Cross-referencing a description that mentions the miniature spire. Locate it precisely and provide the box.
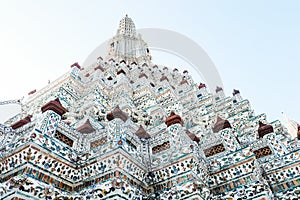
[282,112,299,138]
[232,89,242,102]
[215,86,225,100]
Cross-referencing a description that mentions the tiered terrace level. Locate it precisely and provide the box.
[0,15,300,200]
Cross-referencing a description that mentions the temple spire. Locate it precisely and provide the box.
[106,15,152,65]
[117,14,136,37]
[282,112,298,138]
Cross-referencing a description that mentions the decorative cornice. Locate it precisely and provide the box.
[165,111,183,127]
[94,65,105,72]
[233,89,240,96]
[258,121,274,138]
[135,125,151,139]
[70,62,81,69]
[160,76,169,82]
[186,130,199,143]
[215,86,223,93]
[41,98,68,116]
[212,116,231,133]
[77,119,96,134]
[11,115,32,130]
[198,83,206,89]
[106,106,128,122]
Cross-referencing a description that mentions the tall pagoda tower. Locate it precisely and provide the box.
[106,14,152,65]
[0,15,300,200]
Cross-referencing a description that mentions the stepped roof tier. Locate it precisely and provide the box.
[0,15,300,200]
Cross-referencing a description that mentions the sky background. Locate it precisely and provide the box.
[0,0,299,124]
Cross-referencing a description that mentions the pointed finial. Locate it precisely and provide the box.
[215,86,223,93]
[233,89,240,96]
[198,83,206,89]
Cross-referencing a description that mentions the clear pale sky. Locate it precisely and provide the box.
[0,0,299,124]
